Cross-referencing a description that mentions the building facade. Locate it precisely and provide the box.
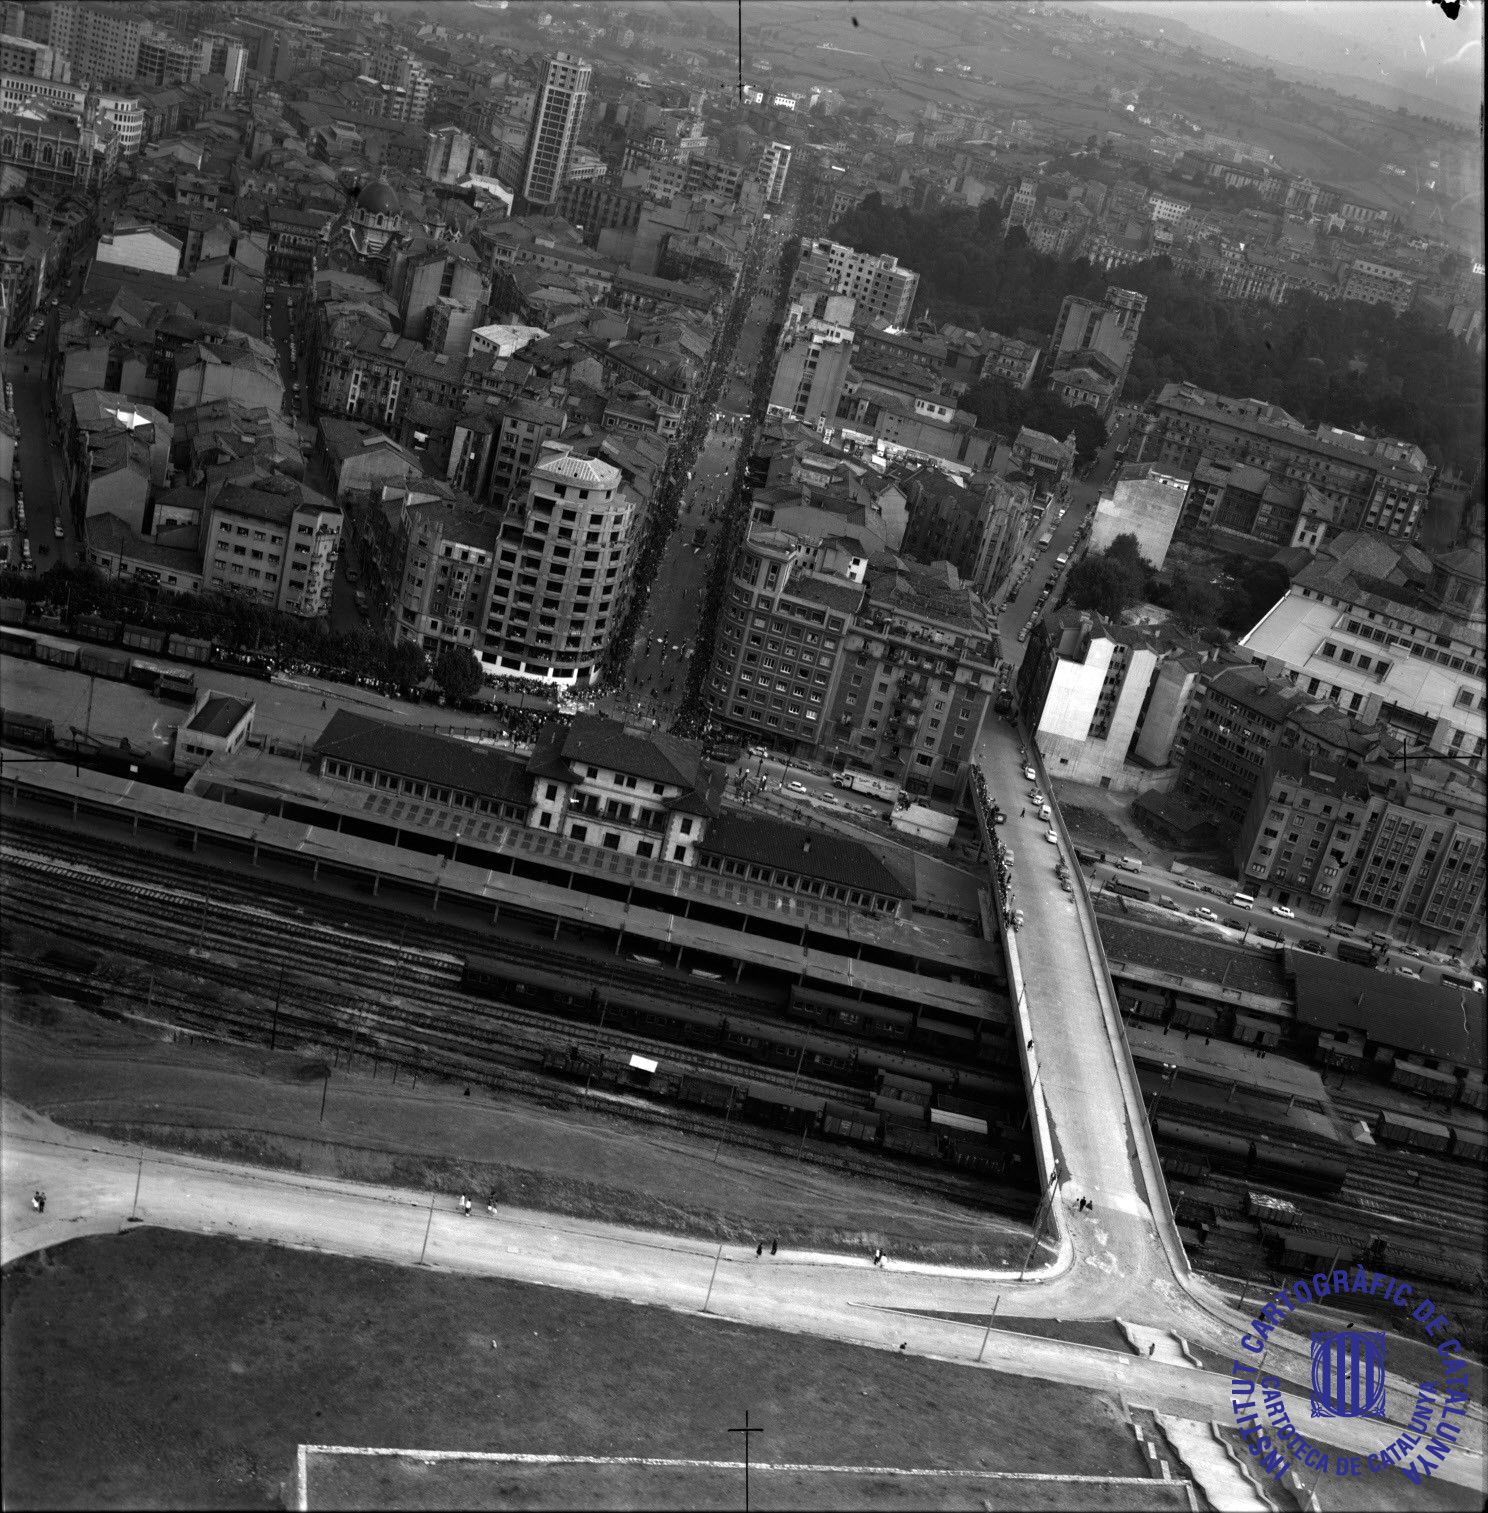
[793,236,920,329]
[519,52,591,211]
[203,479,342,618]
[481,443,638,686]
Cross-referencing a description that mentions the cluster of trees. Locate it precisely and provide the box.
[4,563,487,705]
[961,376,1107,465]
[1062,535,1290,639]
[826,198,1484,476]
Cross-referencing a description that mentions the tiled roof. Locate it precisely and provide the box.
[312,710,531,805]
[555,713,707,789]
[698,813,913,900]
[1288,955,1484,1072]
[186,694,254,738]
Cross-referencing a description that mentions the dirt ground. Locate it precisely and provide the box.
[1,1230,1156,1511]
[0,994,1032,1266]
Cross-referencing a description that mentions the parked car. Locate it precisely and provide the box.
[1254,927,1286,946]
[52,519,62,539]
[1045,829,1059,845]
[1271,904,1296,919]
[1295,938,1327,955]
[1393,965,1422,979]
[1193,906,1219,922]
[787,780,807,794]
[1023,766,1036,781]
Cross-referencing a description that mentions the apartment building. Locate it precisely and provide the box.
[831,558,999,802]
[756,139,791,205]
[394,498,499,656]
[519,52,591,211]
[765,295,854,429]
[1341,257,1416,315]
[481,442,639,686]
[46,2,141,81]
[792,237,919,329]
[135,27,197,88]
[707,521,865,754]
[979,330,1041,391]
[898,466,1032,602]
[1086,464,1189,572]
[0,31,65,78]
[1148,381,1431,541]
[1235,747,1485,952]
[203,477,343,618]
[1017,608,1207,789]
[1045,286,1145,419]
[0,73,141,151]
[1345,764,1486,951]
[1241,534,1486,771]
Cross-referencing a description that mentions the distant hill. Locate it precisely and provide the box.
[1092,0,1481,123]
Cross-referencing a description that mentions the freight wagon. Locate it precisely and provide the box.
[0,708,54,747]
[1389,1061,1459,1101]
[32,635,79,669]
[1152,1115,1348,1194]
[157,668,198,701]
[122,624,169,654]
[167,633,214,664]
[74,615,120,645]
[0,598,27,626]
[127,658,165,689]
[78,647,130,681]
[0,625,37,657]
[1373,1108,1452,1154]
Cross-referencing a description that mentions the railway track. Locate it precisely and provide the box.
[0,819,1024,1104]
[0,819,1035,1211]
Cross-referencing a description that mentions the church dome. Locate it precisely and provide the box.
[356,179,400,217]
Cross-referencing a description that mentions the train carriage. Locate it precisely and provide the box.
[882,1122,942,1161]
[1449,1124,1488,1164]
[32,635,79,669]
[1373,1108,1452,1154]
[0,598,29,626]
[0,626,37,658]
[127,658,165,689]
[740,1081,824,1134]
[0,708,54,747]
[1389,1061,1459,1101]
[167,633,215,664]
[157,668,198,701]
[74,614,121,645]
[122,624,169,654]
[78,647,130,681]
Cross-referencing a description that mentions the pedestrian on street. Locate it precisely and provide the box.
[1021,808,1025,817]
[756,1241,763,1256]
[1148,1342,1156,1356]
[459,1192,469,1215]
[770,1238,778,1255]
[873,1248,883,1267]
[32,1189,45,1213]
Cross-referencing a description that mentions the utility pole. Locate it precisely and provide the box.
[270,962,286,1050]
[737,0,743,106]
[728,1411,763,1513]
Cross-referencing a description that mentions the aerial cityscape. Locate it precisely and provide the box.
[0,1,1484,1508]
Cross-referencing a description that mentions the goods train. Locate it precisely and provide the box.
[461,950,1028,1175]
[1373,1108,1487,1164]
[0,612,263,682]
[535,1042,1016,1175]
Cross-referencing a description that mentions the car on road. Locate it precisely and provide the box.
[1023,766,1036,780]
[1393,965,1422,979]
[1193,906,1219,922]
[993,810,1008,825]
[1029,791,1044,806]
[1254,927,1286,946]
[787,780,807,793]
[1225,917,1246,931]
[1295,938,1327,955]
[52,519,62,538]
[1045,829,1059,845]
[1270,904,1296,919]
[749,745,768,758]
[1016,629,1028,642]
[1399,944,1426,959]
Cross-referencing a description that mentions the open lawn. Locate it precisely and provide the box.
[2,1230,1158,1511]
[0,994,1034,1267]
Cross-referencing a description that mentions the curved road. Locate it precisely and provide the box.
[3,1098,1481,1498]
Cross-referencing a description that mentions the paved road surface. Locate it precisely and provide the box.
[5,1099,1480,1496]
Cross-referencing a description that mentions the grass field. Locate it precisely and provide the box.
[1,1230,1156,1510]
[0,993,1034,1267]
[305,1452,1188,1511]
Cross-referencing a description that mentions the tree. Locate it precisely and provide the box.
[387,639,429,692]
[433,646,485,705]
[1066,544,1147,618]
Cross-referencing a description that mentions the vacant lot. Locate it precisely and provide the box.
[1,994,1033,1266]
[2,1230,1154,1511]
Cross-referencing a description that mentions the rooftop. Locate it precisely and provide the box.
[186,694,255,739]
